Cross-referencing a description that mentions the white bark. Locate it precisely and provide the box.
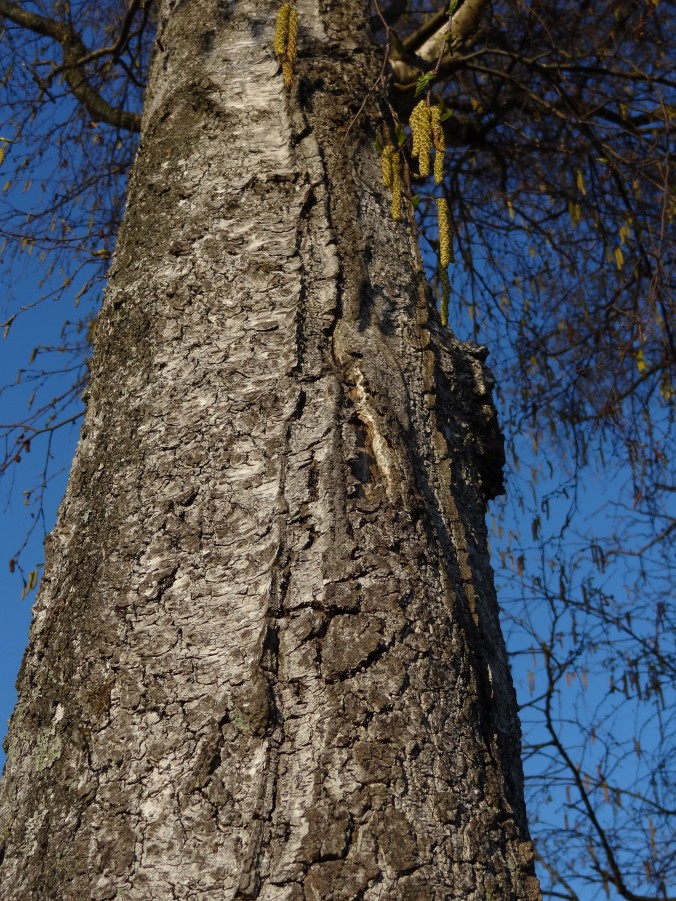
[0,1,540,899]
[417,0,487,61]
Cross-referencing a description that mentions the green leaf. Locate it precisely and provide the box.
[374,138,384,155]
[410,194,421,208]
[395,123,406,146]
[414,72,435,98]
[440,109,453,122]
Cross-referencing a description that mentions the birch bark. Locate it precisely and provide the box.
[0,1,541,898]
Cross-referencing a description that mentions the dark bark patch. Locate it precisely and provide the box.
[297,77,324,112]
[321,614,384,680]
[348,445,377,494]
[373,808,419,874]
[216,0,234,23]
[301,805,353,863]
[200,29,215,55]
[395,872,436,900]
[353,740,399,784]
[303,855,380,901]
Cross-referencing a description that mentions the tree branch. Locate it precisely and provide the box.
[0,0,142,132]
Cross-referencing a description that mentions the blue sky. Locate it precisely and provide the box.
[0,280,83,755]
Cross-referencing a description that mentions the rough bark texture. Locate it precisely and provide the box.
[0,1,541,898]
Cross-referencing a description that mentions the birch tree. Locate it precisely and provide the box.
[0,0,541,897]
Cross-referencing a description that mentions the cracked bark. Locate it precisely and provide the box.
[0,1,541,899]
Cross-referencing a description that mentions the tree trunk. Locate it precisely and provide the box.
[0,1,541,898]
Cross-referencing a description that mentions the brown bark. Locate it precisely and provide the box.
[0,1,541,898]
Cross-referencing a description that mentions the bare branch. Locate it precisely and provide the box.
[0,0,141,131]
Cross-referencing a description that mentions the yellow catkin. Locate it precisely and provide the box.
[286,7,298,66]
[381,145,395,188]
[274,4,290,57]
[437,197,453,268]
[409,105,422,159]
[439,267,450,326]
[275,5,298,88]
[410,101,432,178]
[433,151,444,185]
[430,105,445,184]
[391,153,402,220]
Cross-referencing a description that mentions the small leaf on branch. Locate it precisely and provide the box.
[414,72,435,98]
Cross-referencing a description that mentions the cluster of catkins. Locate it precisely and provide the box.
[380,101,454,323]
[410,100,446,184]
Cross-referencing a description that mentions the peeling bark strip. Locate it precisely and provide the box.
[0,1,540,899]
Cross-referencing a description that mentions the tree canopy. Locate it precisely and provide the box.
[1,1,674,898]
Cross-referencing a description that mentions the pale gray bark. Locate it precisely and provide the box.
[0,1,540,898]
[417,0,487,60]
